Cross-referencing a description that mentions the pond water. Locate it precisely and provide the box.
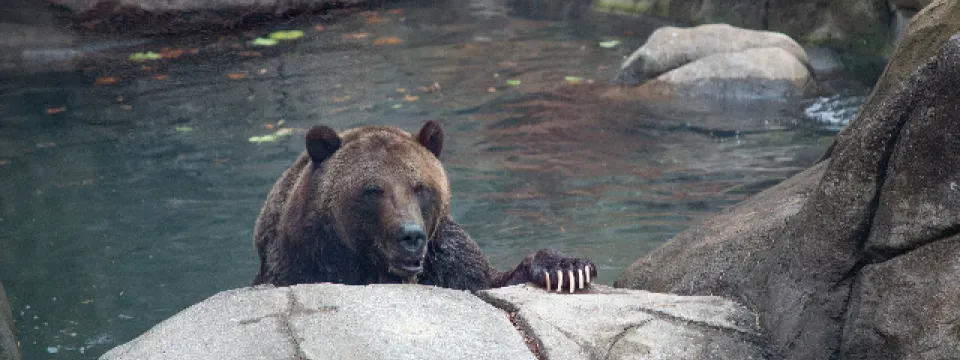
[0,1,860,358]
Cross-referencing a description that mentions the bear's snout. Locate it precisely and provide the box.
[397,223,427,254]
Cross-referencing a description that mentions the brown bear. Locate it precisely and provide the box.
[253,120,595,292]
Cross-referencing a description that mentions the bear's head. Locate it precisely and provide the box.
[304,121,449,283]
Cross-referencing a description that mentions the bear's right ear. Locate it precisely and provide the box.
[417,120,444,158]
[305,125,341,164]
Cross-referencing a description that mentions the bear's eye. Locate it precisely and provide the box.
[362,186,384,197]
[413,182,428,194]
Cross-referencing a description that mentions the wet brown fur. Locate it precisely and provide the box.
[253,122,596,291]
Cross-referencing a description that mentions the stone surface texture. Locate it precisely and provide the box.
[615,28,960,360]
[99,284,768,360]
[478,285,769,360]
[0,282,18,360]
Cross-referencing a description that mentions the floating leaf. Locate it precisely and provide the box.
[95,77,119,85]
[365,15,389,24]
[391,104,403,109]
[120,104,133,110]
[129,51,162,61]
[227,73,247,80]
[395,88,407,93]
[331,95,352,103]
[268,30,305,41]
[487,87,497,93]
[403,94,419,102]
[264,123,275,129]
[343,33,371,40]
[249,135,277,143]
[313,24,326,31]
[176,126,193,132]
[250,37,279,46]
[249,129,295,143]
[506,79,521,86]
[239,51,262,57]
[158,48,185,59]
[598,40,621,48]
[153,74,169,81]
[564,76,584,84]
[45,107,66,114]
[374,37,405,45]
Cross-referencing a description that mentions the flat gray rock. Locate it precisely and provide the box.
[478,285,769,360]
[100,284,535,360]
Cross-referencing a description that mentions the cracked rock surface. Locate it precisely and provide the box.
[99,284,765,360]
[615,25,960,360]
[478,285,768,360]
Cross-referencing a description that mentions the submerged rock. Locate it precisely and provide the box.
[612,24,814,99]
[616,29,960,360]
[99,283,767,360]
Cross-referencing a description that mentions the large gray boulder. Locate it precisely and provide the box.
[612,24,813,99]
[616,30,960,360]
[100,284,536,360]
[0,282,18,360]
[100,284,767,360]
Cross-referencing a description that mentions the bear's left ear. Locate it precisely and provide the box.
[417,120,444,158]
[305,125,341,164]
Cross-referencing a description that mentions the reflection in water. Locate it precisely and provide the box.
[0,0,854,359]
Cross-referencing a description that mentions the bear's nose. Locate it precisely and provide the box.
[398,224,427,253]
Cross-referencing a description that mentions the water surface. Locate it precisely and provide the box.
[0,1,853,358]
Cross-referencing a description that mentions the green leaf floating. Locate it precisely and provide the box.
[250,37,279,47]
[129,51,162,61]
[175,126,194,132]
[565,76,583,84]
[598,40,621,48]
[249,135,278,143]
[506,79,521,86]
[268,30,305,41]
[249,129,295,143]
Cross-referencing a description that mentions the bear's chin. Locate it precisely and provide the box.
[379,271,420,284]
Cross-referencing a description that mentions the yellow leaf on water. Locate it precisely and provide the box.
[227,73,247,80]
[45,107,66,115]
[403,94,419,102]
[374,37,405,45]
[343,32,371,40]
[95,77,119,85]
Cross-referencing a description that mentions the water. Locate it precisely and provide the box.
[0,1,860,359]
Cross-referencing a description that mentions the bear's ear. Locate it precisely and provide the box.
[305,125,341,164]
[417,120,444,158]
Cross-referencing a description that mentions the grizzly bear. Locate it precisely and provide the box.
[253,121,596,292]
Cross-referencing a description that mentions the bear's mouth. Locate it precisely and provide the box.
[390,258,424,278]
